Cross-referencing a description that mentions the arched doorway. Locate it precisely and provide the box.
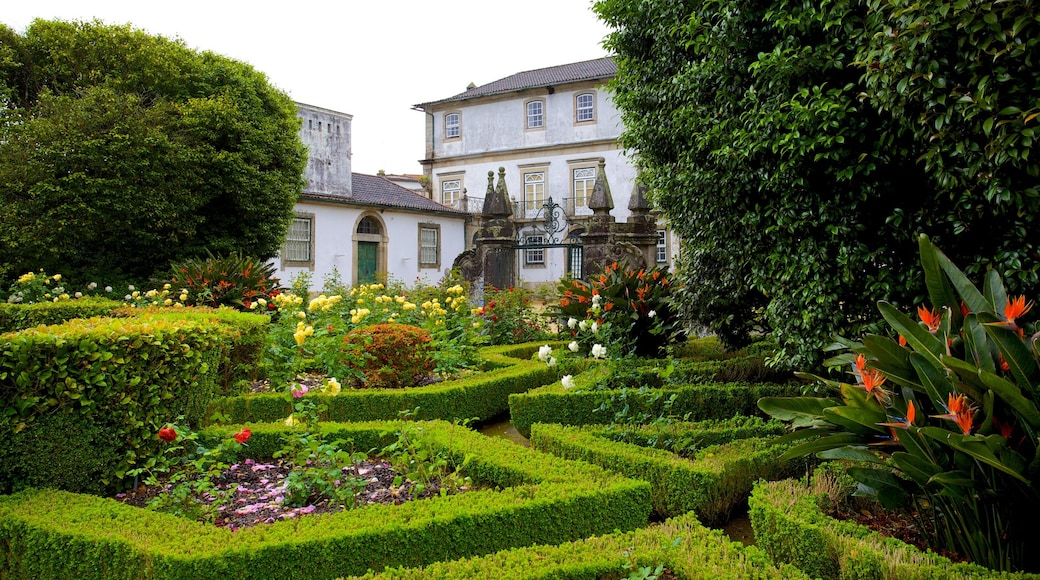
[352,213,387,285]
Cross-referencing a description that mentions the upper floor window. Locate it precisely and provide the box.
[525,235,545,265]
[526,99,544,129]
[441,179,461,207]
[524,171,546,211]
[576,93,595,122]
[444,112,460,139]
[572,167,595,208]
[656,230,668,264]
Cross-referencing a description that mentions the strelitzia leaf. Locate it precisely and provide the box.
[840,382,885,412]
[879,301,945,366]
[977,368,1040,434]
[779,433,867,461]
[962,314,995,375]
[919,427,1030,484]
[823,406,888,435]
[983,270,1008,316]
[818,446,883,463]
[863,334,921,391]
[927,235,990,314]
[891,451,942,486]
[919,234,963,322]
[940,356,987,403]
[910,352,954,407]
[928,470,977,489]
[758,396,840,422]
[848,466,908,509]
[981,317,1038,393]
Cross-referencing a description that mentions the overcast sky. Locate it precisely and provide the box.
[5,1,613,176]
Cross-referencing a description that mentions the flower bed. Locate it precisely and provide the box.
[0,420,652,579]
[530,419,805,524]
[748,475,1030,579]
[207,342,566,425]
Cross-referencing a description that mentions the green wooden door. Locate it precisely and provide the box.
[358,242,377,283]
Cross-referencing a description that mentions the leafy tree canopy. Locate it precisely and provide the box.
[595,0,1040,368]
[0,19,306,285]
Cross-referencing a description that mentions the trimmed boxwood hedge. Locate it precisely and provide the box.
[749,477,1031,579]
[206,343,563,425]
[353,511,809,579]
[0,420,652,579]
[509,374,802,438]
[0,315,228,493]
[0,297,123,332]
[530,419,805,524]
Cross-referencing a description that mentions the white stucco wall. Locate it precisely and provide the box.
[270,200,467,291]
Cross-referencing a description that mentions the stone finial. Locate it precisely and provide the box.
[482,167,513,218]
[589,158,614,215]
[628,179,650,214]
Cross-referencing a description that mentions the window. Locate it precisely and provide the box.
[526,99,544,129]
[524,171,546,211]
[576,93,595,122]
[525,235,545,265]
[357,216,380,235]
[419,225,440,268]
[572,167,595,208]
[444,112,460,139]
[441,179,461,207]
[656,230,668,264]
[282,215,314,264]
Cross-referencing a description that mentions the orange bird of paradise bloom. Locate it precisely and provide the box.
[1004,296,1033,325]
[917,306,942,333]
[879,400,916,431]
[933,393,975,435]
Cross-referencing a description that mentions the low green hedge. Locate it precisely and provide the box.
[531,419,804,524]
[509,375,802,438]
[352,511,809,579]
[120,307,269,395]
[0,420,652,579]
[749,477,1034,579]
[0,297,123,332]
[206,343,561,425]
[0,315,227,493]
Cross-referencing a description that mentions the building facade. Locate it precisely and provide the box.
[413,58,676,286]
[270,103,468,290]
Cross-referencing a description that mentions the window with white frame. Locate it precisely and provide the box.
[282,215,314,264]
[441,179,461,207]
[572,167,595,208]
[525,235,545,265]
[524,171,546,211]
[419,225,440,268]
[656,230,668,264]
[526,99,544,129]
[444,112,460,139]
[576,93,595,122]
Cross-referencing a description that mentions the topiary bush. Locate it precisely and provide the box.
[344,324,434,389]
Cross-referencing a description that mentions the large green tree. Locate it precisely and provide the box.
[0,19,306,285]
[595,0,1040,367]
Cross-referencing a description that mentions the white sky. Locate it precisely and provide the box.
[4,1,613,176]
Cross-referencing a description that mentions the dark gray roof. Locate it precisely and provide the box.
[302,173,467,217]
[415,57,615,108]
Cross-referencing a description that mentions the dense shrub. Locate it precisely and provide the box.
[478,286,552,345]
[344,324,434,389]
[558,262,683,358]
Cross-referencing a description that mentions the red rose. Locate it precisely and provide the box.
[233,428,251,444]
[158,427,177,442]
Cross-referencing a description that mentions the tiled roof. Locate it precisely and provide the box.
[415,57,615,108]
[302,173,466,216]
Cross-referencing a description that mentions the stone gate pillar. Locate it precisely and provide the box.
[477,167,516,291]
